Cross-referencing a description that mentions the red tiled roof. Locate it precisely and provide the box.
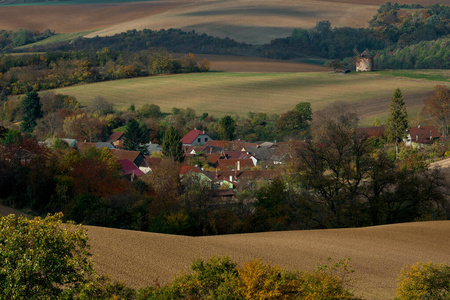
[206,153,222,164]
[181,130,205,144]
[180,165,202,175]
[409,126,440,143]
[217,159,255,169]
[223,151,252,160]
[204,140,228,148]
[119,159,144,177]
[111,149,140,163]
[106,131,124,143]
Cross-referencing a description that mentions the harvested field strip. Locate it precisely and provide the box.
[86,221,450,300]
[50,72,442,122]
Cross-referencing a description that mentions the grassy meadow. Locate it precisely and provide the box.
[49,70,447,124]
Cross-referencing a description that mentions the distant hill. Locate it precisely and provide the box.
[0,0,435,45]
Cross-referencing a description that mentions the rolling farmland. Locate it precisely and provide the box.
[0,0,447,45]
[49,70,447,125]
[1,203,449,300]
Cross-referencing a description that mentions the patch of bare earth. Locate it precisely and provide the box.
[354,90,433,121]
[85,221,450,300]
[176,54,330,72]
[0,204,30,218]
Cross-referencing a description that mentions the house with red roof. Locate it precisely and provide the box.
[118,159,144,181]
[111,149,151,174]
[404,125,440,148]
[181,129,212,146]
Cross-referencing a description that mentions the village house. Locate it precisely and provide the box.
[181,129,212,146]
[404,125,440,148]
[111,149,151,174]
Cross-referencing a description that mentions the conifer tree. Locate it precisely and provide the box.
[162,126,183,162]
[21,90,43,133]
[385,88,409,160]
[123,119,149,154]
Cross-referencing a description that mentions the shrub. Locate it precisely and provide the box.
[396,262,450,300]
[138,256,356,300]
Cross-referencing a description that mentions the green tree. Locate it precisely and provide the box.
[123,119,149,154]
[385,88,409,160]
[219,115,236,141]
[0,213,94,299]
[276,103,312,140]
[21,90,43,133]
[161,126,183,162]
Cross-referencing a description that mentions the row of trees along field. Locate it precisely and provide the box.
[0,87,449,235]
[0,50,209,95]
[7,3,448,70]
[1,213,450,299]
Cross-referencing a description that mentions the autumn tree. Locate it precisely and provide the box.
[162,126,183,162]
[87,96,114,116]
[21,90,43,133]
[385,88,409,160]
[421,85,450,138]
[63,113,106,142]
[123,119,149,154]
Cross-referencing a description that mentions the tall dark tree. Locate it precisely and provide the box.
[385,88,409,160]
[276,102,312,139]
[123,119,149,154]
[162,126,183,162]
[219,115,236,141]
[21,90,43,133]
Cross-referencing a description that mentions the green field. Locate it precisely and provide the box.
[48,71,447,124]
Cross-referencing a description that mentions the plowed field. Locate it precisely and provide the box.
[1,0,448,45]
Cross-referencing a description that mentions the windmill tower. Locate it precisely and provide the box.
[354,48,374,72]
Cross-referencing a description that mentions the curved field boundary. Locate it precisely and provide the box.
[48,71,446,124]
[85,221,450,300]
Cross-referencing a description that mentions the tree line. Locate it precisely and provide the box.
[0,49,209,95]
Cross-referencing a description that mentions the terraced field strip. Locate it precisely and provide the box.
[50,71,444,122]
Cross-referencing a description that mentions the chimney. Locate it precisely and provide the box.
[229,175,233,182]
[203,130,205,134]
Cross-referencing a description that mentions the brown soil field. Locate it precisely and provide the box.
[1,0,448,45]
[86,221,450,300]
[176,54,330,72]
[0,1,186,33]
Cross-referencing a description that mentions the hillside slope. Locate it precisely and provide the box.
[0,0,444,45]
[86,221,450,300]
